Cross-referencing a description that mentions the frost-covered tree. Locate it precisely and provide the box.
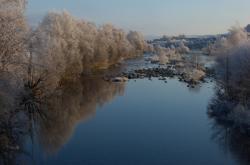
[213,26,249,87]
[77,21,98,70]
[176,41,190,54]
[127,31,147,55]
[209,25,250,128]
[31,11,148,86]
[0,0,27,72]
[32,12,82,83]
[94,24,132,68]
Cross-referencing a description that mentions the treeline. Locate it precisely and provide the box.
[0,0,149,91]
[31,12,149,85]
[208,25,250,131]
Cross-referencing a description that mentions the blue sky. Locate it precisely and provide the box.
[27,0,250,36]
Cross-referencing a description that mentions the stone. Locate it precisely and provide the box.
[111,77,128,82]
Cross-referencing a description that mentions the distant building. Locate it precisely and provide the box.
[150,35,216,51]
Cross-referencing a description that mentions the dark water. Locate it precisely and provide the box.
[15,77,245,165]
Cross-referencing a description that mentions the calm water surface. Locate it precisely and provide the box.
[20,77,245,165]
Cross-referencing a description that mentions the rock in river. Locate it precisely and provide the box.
[111,77,129,82]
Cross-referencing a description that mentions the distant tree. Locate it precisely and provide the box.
[176,41,190,54]
[127,31,147,55]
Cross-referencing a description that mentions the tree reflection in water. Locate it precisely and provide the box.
[210,119,250,165]
[38,76,125,154]
[0,74,125,164]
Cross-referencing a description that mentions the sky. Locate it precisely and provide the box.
[27,0,250,37]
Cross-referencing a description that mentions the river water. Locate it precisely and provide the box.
[19,76,246,165]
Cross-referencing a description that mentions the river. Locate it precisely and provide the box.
[1,55,250,165]
[19,77,246,165]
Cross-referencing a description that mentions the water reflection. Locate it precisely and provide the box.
[0,74,125,164]
[38,76,125,154]
[210,120,250,165]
